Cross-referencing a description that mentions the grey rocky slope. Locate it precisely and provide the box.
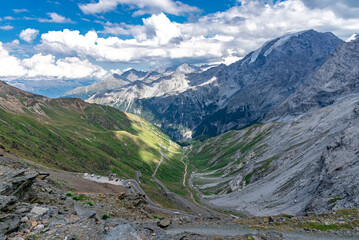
[188,39,359,216]
[189,95,359,216]
[266,37,359,121]
[84,30,343,140]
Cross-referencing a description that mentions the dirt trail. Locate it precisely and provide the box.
[181,155,188,186]
[180,146,230,218]
[152,146,164,178]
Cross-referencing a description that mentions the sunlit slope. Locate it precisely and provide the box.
[0,81,182,185]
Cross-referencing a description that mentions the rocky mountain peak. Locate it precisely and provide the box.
[241,29,340,66]
[346,33,359,42]
[266,36,359,121]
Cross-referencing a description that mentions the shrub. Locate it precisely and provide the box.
[72,196,80,201]
[72,195,89,201]
[102,214,110,220]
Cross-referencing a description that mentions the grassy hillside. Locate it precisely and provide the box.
[0,81,184,197]
[188,123,277,196]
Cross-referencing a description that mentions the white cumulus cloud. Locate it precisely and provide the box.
[20,28,39,43]
[0,42,107,80]
[79,0,200,16]
[0,43,27,77]
[38,0,359,67]
[39,13,74,23]
[9,0,357,69]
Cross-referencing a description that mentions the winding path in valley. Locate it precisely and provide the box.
[151,145,209,216]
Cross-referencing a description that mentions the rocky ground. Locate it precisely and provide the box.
[1,153,359,240]
[0,154,284,240]
[234,210,359,237]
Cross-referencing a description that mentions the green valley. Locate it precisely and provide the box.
[0,81,186,200]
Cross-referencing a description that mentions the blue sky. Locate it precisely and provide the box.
[0,0,358,81]
[0,0,238,43]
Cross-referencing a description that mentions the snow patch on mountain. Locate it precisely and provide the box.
[249,30,309,63]
[264,30,308,57]
[346,33,359,42]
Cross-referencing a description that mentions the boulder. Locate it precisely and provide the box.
[157,219,171,229]
[1,170,38,199]
[74,204,96,219]
[103,223,142,240]
[0,214,20,235]
[29,206,49,219]
[0,195,17,211]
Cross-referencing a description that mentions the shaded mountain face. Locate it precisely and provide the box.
[84,30,343,140]
[266,38,359,121]
[187,38,359,216]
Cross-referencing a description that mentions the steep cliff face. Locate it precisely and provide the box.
[266,38,359,121]
[85,30,343,140]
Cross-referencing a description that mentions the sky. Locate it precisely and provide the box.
[0,0,358,81]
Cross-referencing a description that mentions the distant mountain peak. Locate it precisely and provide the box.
[346,33,359,42]
[247,29,321,64]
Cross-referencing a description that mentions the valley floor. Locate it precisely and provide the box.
[2,152,359,240]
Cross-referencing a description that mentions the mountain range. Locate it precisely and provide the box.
[64,30,343,141]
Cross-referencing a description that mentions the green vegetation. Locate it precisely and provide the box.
[72,195,89,201]
[0,85,185,202]
[156,150,188,197]
[302,222,342,231]
[86,202,94,206]
[101,214,110,220]
[72,196,80,201]
[244,173,252,185]
[189,125,270,173]
[0,83,195,209]
[255,156,279,173]
[187,123,279,196]
[329,195,342,205]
